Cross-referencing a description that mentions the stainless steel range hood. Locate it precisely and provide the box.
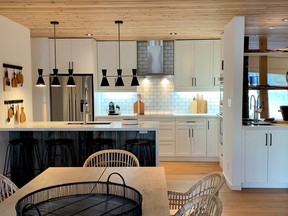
[139,40,174,78]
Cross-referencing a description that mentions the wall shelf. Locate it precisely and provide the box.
[248,85,288,90]
[3,63,23,70]
[244,49,288,57]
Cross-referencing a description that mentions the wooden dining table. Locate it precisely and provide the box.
[0,166,170,216]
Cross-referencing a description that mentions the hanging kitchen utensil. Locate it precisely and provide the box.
[3,68,11,91]
[11,70,18,88]
[8,105,14,119]
[20,106,26,123]
[6,104,10,123]
[16,69,24,86]
[15,105,20,123]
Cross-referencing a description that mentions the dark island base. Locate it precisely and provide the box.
[8,131,156,187]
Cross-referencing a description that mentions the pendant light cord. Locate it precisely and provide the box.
[53,23,57,69]
[118,22,120,70]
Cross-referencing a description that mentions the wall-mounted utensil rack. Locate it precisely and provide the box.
[3,63,23,70]
[4,99,23,105]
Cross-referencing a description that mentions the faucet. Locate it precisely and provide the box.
[250,95,261,122]
[83,77,89,125]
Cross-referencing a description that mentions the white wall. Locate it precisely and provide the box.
[31,38,51,121]
[0,15,33,173]
[223,16,244,190]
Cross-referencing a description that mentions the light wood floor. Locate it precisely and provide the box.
[160,161,288,216]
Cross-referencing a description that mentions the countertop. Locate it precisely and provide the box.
[95,113,218,118]
[0,121,159,131]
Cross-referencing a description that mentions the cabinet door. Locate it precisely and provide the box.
[191,125,207,157]
[49,39,71,73]
[174,40,194,91]
[97,41,117,88]
[118,41,137,91]
[268,130,288,183]
[176,124,191,156]
[97,41,137,91]
[213,40,221,87]
[206,118,219,157]
[193,40,213,89]
[244,130,268,183]
[71,39,95,73]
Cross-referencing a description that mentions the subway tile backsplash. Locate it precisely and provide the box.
[95,79,220,115]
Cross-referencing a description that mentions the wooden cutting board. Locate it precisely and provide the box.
[197,100,207,113]
[133,100,145,115]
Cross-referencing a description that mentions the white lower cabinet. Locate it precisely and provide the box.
[143,118,176,157]
[158,120,176,157]
[243,129,288,187]
[176,118,207,157]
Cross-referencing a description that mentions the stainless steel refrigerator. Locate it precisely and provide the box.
[50,74,94,121]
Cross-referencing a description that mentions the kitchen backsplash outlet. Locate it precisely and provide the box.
[95,79,219,115]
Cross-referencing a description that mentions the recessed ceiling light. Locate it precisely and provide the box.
[268,26,275,30]
[170,32,177,36]
[86,33,93,36]
[282,18,288,22]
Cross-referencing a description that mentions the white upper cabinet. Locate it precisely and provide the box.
[49,39,95,74]
[174,40,194,91]
[97,41,137,92]
[174,40,221,91]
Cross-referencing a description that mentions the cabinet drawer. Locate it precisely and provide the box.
[176,118,206,126]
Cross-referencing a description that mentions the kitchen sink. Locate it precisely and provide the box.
[67,122,111,125]
[252,121,274,126]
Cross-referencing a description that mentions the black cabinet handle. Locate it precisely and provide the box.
[189,128,190,137]
[192,128,194,137]
[265,133,268,146]
[208,121,210,130]
[270,133,272,146]
[214,77,216,86]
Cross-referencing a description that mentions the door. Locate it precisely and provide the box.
[244,130,268,183]
[49,39,71,73]
[193,40,214,88]
[71,39,95,73]
[268,130,288,182]
[176,124,191,156]
[97,41,137,91]
[174,40,194,91]
[191,125,207,157]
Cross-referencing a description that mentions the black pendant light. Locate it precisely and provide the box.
[100,20,139,87]
[50,21,61,87]
[66,62,76,87]
[100,69,109,86]
[36,69,45,87]
[115,69,124,86]
[114,20,124,86]
[131,69,139,86]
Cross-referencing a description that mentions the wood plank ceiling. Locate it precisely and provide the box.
[1,0,288,45]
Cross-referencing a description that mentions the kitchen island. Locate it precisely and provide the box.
[0,121,159,187]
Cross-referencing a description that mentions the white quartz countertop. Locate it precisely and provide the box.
[0,121,159,131]
[95,113,218,118]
